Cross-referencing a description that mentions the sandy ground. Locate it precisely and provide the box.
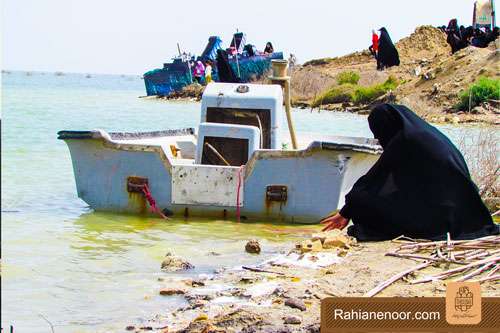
[125,231,499,333]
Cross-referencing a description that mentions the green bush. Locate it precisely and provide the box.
[457,77,500,110]
[336,71,360,85]
[352,76,398,105]
[312,76,399,108]
[311,84,356,107]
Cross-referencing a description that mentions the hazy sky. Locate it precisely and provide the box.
[2,0,476,75]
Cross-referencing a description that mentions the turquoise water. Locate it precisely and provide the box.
[0,71,477,332]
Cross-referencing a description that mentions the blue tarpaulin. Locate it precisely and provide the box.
[143,34,284,96]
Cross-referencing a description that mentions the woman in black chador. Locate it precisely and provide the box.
[215,49,240,83]
[321,104,499,241]
[377,27,400,70]
[264,42,274,54]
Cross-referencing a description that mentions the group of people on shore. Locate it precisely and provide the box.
[369,27,400,70]
[190,41,276,85]
[441,19,499,54]
[191,60,212,84]
[367,20,499,70]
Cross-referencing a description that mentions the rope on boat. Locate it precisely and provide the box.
[204,142,230,166]
[236,165,244,222]
[142,184,169,220]
[254,114,263,148]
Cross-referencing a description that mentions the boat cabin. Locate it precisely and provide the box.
[196,82,285,166]
[58,80,381,222]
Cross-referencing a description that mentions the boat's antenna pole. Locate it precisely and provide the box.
[269,60,298,149]
[232,30,241,79]
[178,42,193,84]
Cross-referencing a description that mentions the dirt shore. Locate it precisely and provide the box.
[127,230,499,333]
[290,26,499,125]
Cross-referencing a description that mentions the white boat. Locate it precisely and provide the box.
[58,81,381,223]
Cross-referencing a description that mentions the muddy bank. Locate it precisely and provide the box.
[293,100,499,125]
[154,83,205,102]
[148,88,498,126]
[127,231,500,333]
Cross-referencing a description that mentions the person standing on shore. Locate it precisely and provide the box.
[288,53,297,68]
[446,18,463,53]
[193,60,205,84]
[369,30,379,59]
[204,61,212,84]
[376,27,400,70]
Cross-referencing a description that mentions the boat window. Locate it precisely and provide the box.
[201,136,249,166]
[206,107,271,148]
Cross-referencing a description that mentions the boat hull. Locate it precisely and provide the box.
[59,130,380,223]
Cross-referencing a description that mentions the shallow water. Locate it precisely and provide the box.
[0,71,483,332]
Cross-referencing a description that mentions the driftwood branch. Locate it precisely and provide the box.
[411,255,500,284]
[470,274,500,283]
[242,266,286,275]
[486,264,500,277]
[386,252,464,264]
[364,261,432,297]
[454,262,495,282]
[371,235,500,295]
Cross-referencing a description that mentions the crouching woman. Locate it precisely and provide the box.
[321,104,499,241]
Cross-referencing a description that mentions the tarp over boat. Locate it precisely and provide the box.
[200,36,223,62]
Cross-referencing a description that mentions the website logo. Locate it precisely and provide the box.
[446,282,481,325]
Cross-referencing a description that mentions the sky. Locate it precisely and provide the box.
[1,0,477,75]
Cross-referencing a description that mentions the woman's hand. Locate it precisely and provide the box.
[320,213,349,232]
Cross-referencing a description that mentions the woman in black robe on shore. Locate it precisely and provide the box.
[215,49,240,83]
[321,104,499,241]
[377,27,400,70]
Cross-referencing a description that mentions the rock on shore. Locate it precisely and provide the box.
[245,240,261,254]
[161,252,195,272]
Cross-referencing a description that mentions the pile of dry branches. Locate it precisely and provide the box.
[365,234,500,297]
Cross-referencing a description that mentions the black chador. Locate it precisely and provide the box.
[215,49,240,83]
[339,104,499,241]
[377,27,400,70]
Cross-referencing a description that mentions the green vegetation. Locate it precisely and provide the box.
[302,58,335,66]
[457,77,500,110]
[336,71,360,85]
[352,76,398,104]
[311,84,356,106]
[312,76,399,107]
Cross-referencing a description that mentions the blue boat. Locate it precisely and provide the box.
[59,81,381,223]
[143,33,284,96]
